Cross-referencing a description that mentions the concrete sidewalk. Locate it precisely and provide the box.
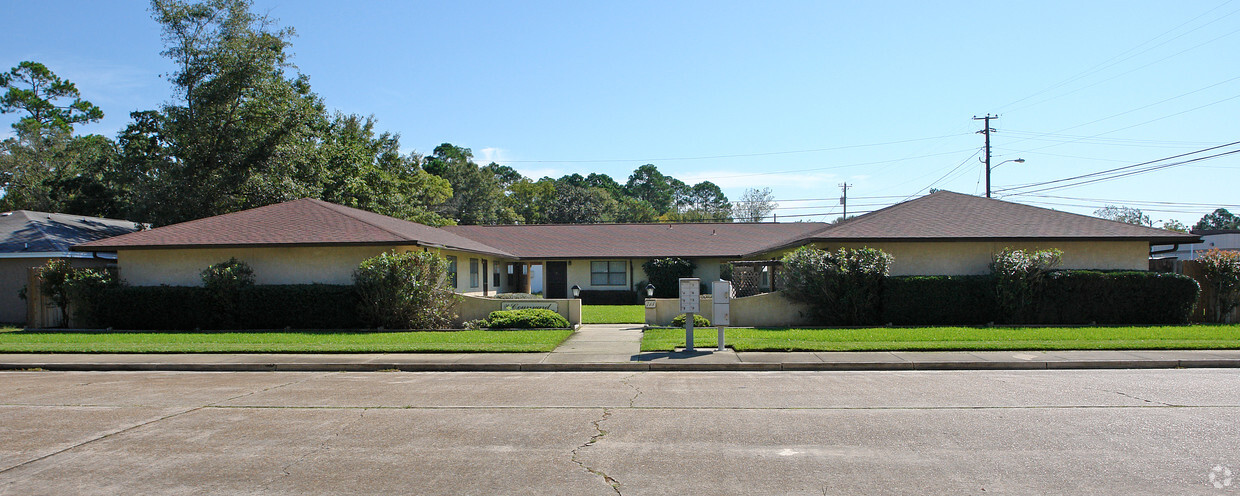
[2,349,1239,372]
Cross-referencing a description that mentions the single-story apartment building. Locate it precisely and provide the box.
[1,210,142,324]
[75,192,1199,297]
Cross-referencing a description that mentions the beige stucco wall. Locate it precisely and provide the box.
[763,240,1150,276]
[455,294,581,326]
[439,251,512,296]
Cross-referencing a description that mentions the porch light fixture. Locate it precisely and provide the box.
[646,284,655,298]
[571,285,581,299]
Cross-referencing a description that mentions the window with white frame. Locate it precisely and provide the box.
[590,261,626,286]
[469,258,479,288]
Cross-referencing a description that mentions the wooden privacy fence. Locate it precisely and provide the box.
[25,268,67,328]
[1180,260,1239,324]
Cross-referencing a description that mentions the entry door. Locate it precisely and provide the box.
[545,261,568,299]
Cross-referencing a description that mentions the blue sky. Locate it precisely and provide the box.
[3,1,1237,225]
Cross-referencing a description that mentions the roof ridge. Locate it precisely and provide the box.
[305,199,417,243]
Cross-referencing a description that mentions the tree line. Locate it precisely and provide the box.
[0,0,778,227]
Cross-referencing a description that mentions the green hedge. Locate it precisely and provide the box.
[1034,271,1199,325]
[882,275,997,325]
[237,285,362,329]
[671,313,711,327]
[94,285,362,330]
[876,271,1198,326]
[95,286,215,330]
[486,309,571,329]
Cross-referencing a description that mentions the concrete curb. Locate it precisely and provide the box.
[3,359,1239,372]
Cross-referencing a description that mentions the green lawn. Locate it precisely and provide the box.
[0,328,574,353]
[641,325,1240,352]
[583,305,644,324]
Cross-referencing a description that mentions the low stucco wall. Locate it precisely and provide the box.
[797,240,1150,276]
[644,291,815,327]
[455,295,582,327]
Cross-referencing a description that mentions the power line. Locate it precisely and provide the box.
[1005,193,1240,209]
[996,144,1240,195]
[901,149,983,203]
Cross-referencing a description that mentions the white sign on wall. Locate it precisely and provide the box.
[679,278,700,313]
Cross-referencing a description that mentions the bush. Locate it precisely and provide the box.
[781,246,892,325]
[485,308,571,329]
[1034,270,1199,325]
[882,275,997,325]
[990,248,1062,324]
[671,313,711,327]
[36,259,75,326]
[237,285,362,329]
[1198,249,1240,323]
[64,268,120,328]
[642,258,695,298]
[492,292,542,299]
[579,289,640,305]
[201,258,255,328]
[354,251,459,329]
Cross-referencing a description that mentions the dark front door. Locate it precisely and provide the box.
[545,261,568,299]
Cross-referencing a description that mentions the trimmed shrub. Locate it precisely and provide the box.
[1034,270,1199,325]
[642,258,695,298]
[94,286,214,330]
[201,258,255,328]
[64,268,120,328]
[579,289,640,305]
[671,313,711,327]
[882,275,997,325]
[238,285,362,329]
[990,248,1062,324]
[781,246,892,326]
[354,251,458,329]
[485,308,571,329]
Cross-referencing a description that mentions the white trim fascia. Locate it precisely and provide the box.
[0,251,102,259]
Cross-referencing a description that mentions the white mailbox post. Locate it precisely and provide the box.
[712,280,731,351]
[679,278,700,352]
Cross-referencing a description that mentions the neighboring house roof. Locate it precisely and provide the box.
[75,199,514,257]
[783,191,1200,249]
[443,222,829,259]
[0,210,142,258]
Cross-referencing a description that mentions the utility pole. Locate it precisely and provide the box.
[838,182,850,218]
[973,114,997,198]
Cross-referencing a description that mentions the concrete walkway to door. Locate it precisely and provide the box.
[542,324,644,363]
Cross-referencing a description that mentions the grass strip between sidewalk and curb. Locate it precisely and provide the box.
[582,305,644,324]
[0,327,574,353]
[641,325,1240,352]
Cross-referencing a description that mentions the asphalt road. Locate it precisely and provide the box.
[1,370,1238,495]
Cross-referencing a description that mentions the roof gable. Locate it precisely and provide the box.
[800,191,1200,244]
[1,210,142,254]
[75,199,512,257]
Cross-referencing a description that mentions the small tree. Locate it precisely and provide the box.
[641,257,696,298]
[201,258,255,328]
[35,259,75,326]
[781,246,893,325]
[990,248,1062,323]
[354,251,459,329]
[1198,249,1240,323]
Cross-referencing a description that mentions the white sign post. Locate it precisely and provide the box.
[712,280,731,351]
[679,278,700,352]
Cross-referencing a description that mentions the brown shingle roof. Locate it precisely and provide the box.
[793,191,1201,246]
[75,199,513,257]
[442,222,828,259]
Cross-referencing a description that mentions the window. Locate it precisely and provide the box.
[493,264,501,287]
[590,261,626,286]
[446,256,458,288]
[469,258,479,288]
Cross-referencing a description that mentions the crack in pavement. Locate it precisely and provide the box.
[262,408,369,488]
[1095,388,1180,407]
[621,373,642,408]
[571,408,622,496]
[0,374,329,480]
